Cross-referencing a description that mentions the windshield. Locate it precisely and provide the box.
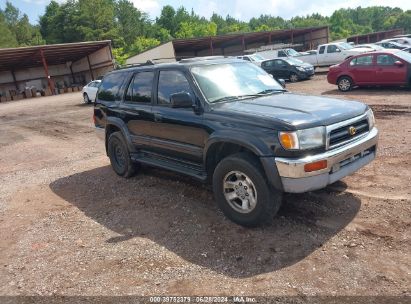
[191,62,284,103]
[338,42,354,50]
[396,51,411,63]
[284,57,305,65]
[285,49,300,56]
[251,54,265,61]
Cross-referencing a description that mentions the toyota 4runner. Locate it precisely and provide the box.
[94,57,378,227]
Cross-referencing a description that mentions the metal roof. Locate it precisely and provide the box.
[0,40,111,72]
[172,27,329,52]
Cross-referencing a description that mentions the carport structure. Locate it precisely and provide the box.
[0,40,114,95]
[173,26,329,57]
[126,26,329,64]
[347,29,404,44]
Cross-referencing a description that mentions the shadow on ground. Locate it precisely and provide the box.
[50,165,360,278]
[322,86,411,96]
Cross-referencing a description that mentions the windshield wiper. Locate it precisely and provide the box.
[257,89,287,95]
[212,94,261,103]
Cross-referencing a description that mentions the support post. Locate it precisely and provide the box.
[40,49,55,94]
[268,33,272,44]
[87,55,94,80]
[290,30,294,44]
[69,64,75,84]
[242,35,246,52]
[11,70,18,90]
[209,38,214,56]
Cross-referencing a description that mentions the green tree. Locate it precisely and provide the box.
[0,11,17,47]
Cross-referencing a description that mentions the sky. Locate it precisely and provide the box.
[1,0,411,24]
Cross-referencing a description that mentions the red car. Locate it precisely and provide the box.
[327,50,411,91]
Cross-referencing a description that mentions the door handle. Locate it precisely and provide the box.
[154,113,162,122]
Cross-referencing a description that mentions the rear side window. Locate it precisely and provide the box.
[376,55,397,66]
[274,59,285,66]
[319,46,325,54]
[350,55,373,66]
[98,72,126,101]
[157,70,193,105]
[277,50,286,57]
[125,71,154,103]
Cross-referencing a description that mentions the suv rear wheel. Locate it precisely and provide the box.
[212,153,282,227]
[107,131,136,178]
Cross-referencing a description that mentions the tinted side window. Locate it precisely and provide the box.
[98,73,125,101]
[125,71,154,103]
[274,59,285,66]
[376,55,396,66]
[278,50,286,57]
[350,55,373,66]
[157,70,193,105]
[319,46,325,54]
[262,60,273,67]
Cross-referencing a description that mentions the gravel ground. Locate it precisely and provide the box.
[0,76,410,299]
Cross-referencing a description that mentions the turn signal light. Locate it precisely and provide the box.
[304,160,328,172]
[279,132,298,149]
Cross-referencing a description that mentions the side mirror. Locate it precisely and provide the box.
[278,79,286,88]
[336,48,341,52]
[394,61,404,67]
[170,92,193,108]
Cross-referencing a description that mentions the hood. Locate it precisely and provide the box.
[211,92,367,129]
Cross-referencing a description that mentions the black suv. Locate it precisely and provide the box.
[94,57,378,227]
[261,58,315,82]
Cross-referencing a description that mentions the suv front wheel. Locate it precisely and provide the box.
[107,131,136,178]
[212,153,282,227]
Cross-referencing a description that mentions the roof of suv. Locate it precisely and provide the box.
[114,57,245,74]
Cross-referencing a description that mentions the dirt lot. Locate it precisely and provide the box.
[0,75,410,298]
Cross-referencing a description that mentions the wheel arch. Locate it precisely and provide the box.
[105,117,135,154]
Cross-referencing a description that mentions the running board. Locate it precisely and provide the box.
[130,151,207,182]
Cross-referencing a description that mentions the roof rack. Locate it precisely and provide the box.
[179,56,227,63]
[116,60,155,70]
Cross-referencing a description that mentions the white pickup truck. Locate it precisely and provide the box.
[296,42,371,67]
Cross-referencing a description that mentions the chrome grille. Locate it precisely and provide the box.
[326,114,370,150]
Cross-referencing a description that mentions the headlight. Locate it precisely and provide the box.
[279,126,325,150]
[366,108,375,130]
[296,66,305,71]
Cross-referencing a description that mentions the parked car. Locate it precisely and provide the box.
[261,57,314,82]
[82,80,101,103]
[352,44,385,51]
[256,48,302,60]
[380,38,411,46]
[94,57,378,227]
[237,54,265,66]
[375,41,406,50]
[296,42,371,67]
[327,50,411,91]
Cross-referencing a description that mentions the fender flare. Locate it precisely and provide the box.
[105,117,136,153]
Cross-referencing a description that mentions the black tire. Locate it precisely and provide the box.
[83,93,90,104]
[289,73,299,83]
[337,76,353,92]
[107,132,136,178]
[212,153,282,227]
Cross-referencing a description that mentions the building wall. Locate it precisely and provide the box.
[126,42,175,65]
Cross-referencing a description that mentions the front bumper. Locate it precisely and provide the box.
[274,127,378,193]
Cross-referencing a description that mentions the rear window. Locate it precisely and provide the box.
[98,72,128,102]
[319,46,325,54]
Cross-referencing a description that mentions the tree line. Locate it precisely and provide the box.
[1,0,410,64]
